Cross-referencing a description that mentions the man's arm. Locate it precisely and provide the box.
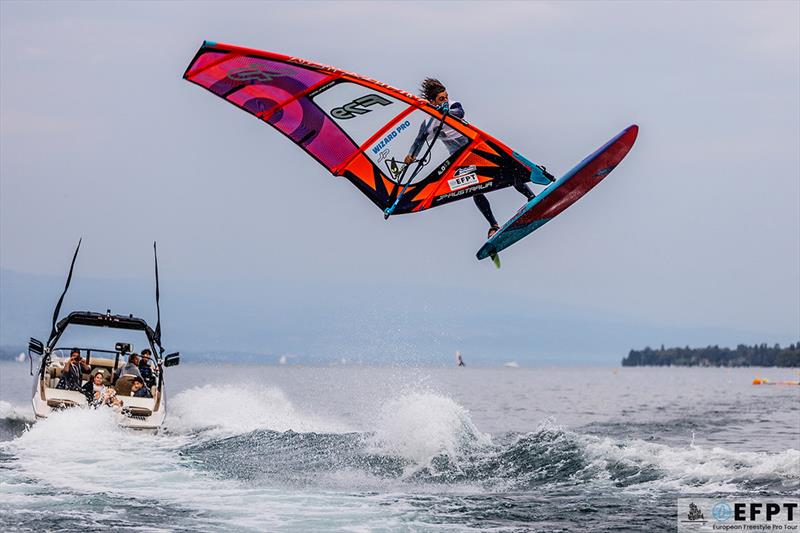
[403,102,465,164]
[404,120,430,164]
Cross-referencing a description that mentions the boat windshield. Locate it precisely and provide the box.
[52,325,155,361]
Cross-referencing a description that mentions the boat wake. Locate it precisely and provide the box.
[0,401,33,441]
[1,385,797,531]
[169,386,800,495]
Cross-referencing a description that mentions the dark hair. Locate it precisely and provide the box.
[141,349,152,357]
[70,348,80,355]
[132,377,144,385]
[420,78,446,103]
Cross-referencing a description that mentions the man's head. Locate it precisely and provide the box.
[420,78,447,106]
[70,348,81,360]
[140,349,152,362]
[129,353,140,366]
[131,377,144,392]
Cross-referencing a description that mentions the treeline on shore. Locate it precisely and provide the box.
[622,343,800,367]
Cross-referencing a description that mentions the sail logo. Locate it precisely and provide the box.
[331,94,392,120]
[439,181,490,200]
[454,165,477,178]
[371,120,411,155]
[227,64,294,83]
[448,170,479,191]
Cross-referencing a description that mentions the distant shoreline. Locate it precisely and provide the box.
[622,343,800,367]
[4,344,799,368]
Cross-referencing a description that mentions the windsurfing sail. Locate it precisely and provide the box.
[183,41,536,215]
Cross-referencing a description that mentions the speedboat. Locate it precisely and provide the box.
[28,241,180,430]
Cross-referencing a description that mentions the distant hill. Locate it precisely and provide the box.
[622,343,800,367]
[3,268,796,366]
[0,346,25,361]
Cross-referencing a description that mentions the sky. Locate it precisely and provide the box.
[1,1,798,364]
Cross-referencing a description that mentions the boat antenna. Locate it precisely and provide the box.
[153,241,162,351]
[49,238,81,341]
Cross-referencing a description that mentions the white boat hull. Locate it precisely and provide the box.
[32,362,167,430]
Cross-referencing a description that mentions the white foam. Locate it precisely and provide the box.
[168,384,348,436]
[0,400,34,423]
[1,407,383,530]
[581,433,800,493]
[370,392,491,469]
[4,408,181,493]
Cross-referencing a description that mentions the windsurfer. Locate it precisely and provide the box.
[404,78,540,238]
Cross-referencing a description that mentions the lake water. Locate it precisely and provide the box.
[1,362,798,531]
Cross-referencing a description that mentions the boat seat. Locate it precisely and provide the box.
[46,398,79,409]
[123,406,153,417]
[118,394,155,418]
[87,357,123,370]
[115,375,136,396]
[47,367,94,387]
[89,368,112,386]
[85,358,122,382]
[48,366,62,388]
[44,388,87,407]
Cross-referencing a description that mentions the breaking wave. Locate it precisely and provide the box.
[164,389,799,494]
[1,385,797,531]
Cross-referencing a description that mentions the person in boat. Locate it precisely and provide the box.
[404,78,544,238]
[138,349,156,388]
[81,370,122,407]
[56,348,90,391]
[129,377,152,398]
[114,353,143,382]
[81,369,107,403]
[103,387,123,408]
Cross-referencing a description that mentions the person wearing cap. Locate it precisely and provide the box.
[56,348,90,391]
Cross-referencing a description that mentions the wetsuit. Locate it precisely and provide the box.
[406,102,535,228]
[406,102,470,159]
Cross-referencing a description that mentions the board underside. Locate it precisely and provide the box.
[476,125,639,260]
